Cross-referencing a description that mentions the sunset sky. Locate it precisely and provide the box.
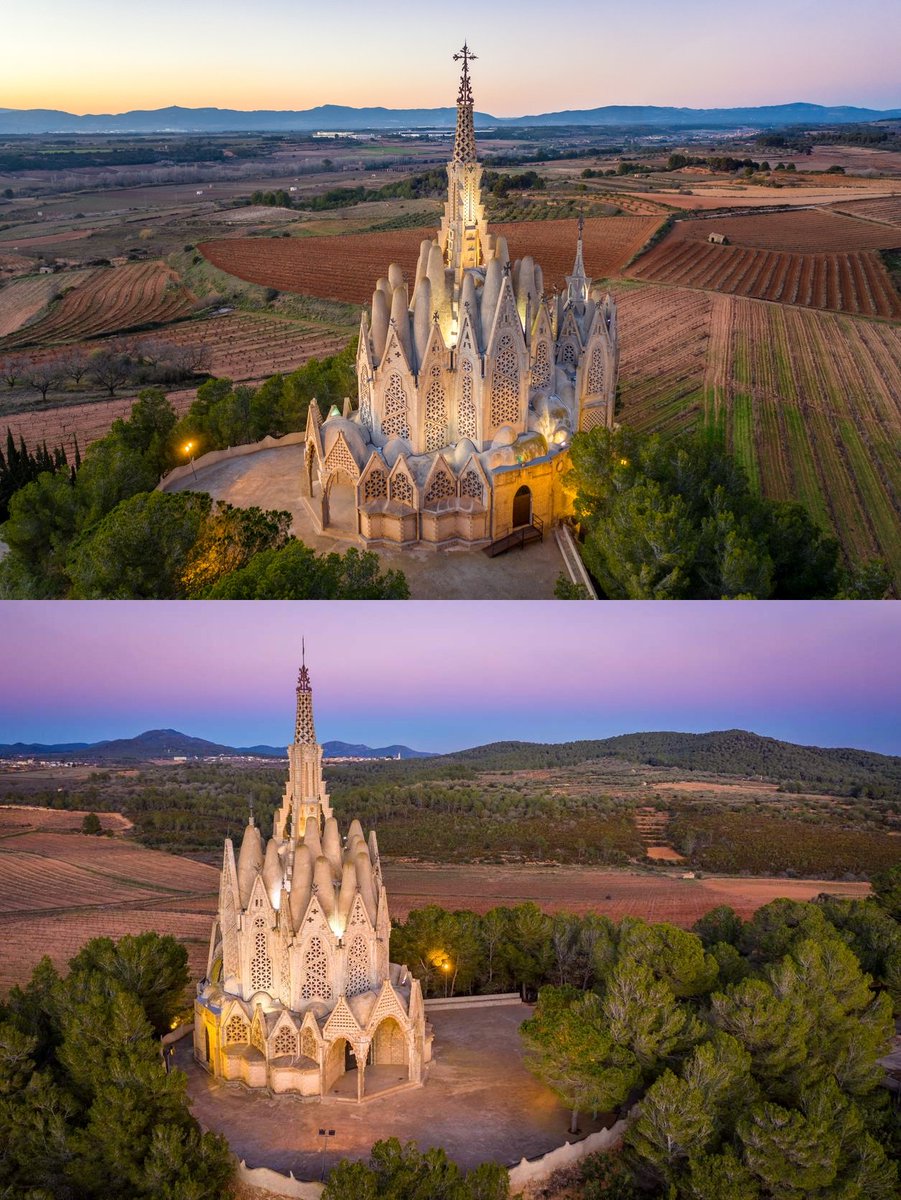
[1,602,898,755]
[4,0,900,113]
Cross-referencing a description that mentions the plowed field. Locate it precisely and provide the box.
[0,827,218,992]
[830,196,901,227]
[0,270,97,337]
[198,215,663,302]
[677,209,901,252]
[629,233,901,319]
[1,312,351,455]
[615,283,901,585]
[0,831,870,993]
[0,261,196,350]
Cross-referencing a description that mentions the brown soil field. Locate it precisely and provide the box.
[830,195,901,227]
[0,830,218,904]
[0,260,196,350]
[0,228,95,249]
[0,832,868,994]
[0,804,131,834]
[677,209,901,253]
[198,215,662,303]
[650,183,901,210]
[0,312,351,454]
[0,268,97,337]
[629,233,901,319]
[614,283,901,585]
[0,387,197,458]
[380,862,869,923]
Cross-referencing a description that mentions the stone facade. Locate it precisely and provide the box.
[194,656,430,1100]
[302,45,619,549]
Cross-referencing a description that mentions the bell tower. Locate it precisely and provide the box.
[274,643,333,840]
[439,42,489,281]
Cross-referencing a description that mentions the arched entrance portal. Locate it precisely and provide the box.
[512,485,532,528]
[322,471,358,533]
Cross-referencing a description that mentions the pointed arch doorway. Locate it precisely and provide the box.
[512,485,532,529]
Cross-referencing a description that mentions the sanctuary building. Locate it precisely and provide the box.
[193,656,430,1100]
[302,44,619,549]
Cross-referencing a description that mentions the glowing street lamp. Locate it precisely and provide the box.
[183,440,198,480]
[442,960,451,998]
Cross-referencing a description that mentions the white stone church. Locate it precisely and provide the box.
[302,44,619,549]
[193,656,430,1100]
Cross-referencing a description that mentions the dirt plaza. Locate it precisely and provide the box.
[177,1004,610,1177]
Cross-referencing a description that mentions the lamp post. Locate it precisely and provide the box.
[319,1128,336,1179]
[443,961,450,998]
[183,440,197,480]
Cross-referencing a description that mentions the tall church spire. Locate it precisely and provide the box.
[276,645,333,841]
[294,641,316,745]
[566,214,591,304]
[439,43,488,280]
[452,42,478,164]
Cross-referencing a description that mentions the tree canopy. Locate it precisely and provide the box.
[568,426,888,599]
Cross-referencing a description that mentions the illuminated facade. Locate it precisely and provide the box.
[302,44,619,548]
[194,656,430,1099]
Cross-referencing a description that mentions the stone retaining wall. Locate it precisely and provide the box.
[507,1119,629,1192]
[158,431,305,491]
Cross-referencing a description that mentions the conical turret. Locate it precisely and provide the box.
[236,818,264,908]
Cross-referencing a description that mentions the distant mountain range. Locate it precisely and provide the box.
[1,728,898,795]
[0,729,432,762]
[1,101,899,135]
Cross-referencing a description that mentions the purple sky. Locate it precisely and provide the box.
[0,602,897,755]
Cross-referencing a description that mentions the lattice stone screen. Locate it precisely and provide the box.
[363,469,387,502]
[391,472,413,505]
[425,470,456,506]
[460,468,483,503]
[301,936,331,1001]
[346,936,370,997]
[382,374,410,439]
[458,359,477,441]
[250,918,272,993]
[301,1027,318,1061]
[490,334,520,427]
[587,344,606,394]
[560,341,579,370]
[425,367,448,453]
[532,339,552,388]
[225,1015,248,1044]
[325,438,357,479]
[273,1025,297,1057]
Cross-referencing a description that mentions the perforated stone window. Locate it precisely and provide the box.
[532,340,552,389]
[363,468,387,502]
[346,936,370,997]
[225,1014,249,1044]
[324,437,358,479]
[301,1027,318,1061]
[425,469,456,507]
[587,344,606,394]
[490,334,520,427]
[460,468,483,504]
[301,936,331,1001]
[250,918,272,994]
[273,1025,297,1057]
[382,374,410,439]
[425,366,448,453]
[560,341,579,371]
[390,471,413,505]
[250,1020,265,1054]
[359,378,373,428]
[458,358,476,442]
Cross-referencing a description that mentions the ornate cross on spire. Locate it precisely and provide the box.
[452,42,478,165]
[453,42,477,105]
